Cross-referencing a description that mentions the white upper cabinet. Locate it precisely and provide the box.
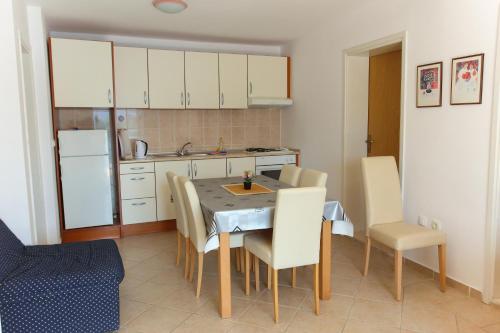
[114,47,149,108]
[148,49,186,109]
[219,53,248,109]
[185,52,220,109]
[248,55,288,98]
[50,38,114,108]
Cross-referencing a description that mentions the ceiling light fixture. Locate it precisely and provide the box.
[153,0,188,14]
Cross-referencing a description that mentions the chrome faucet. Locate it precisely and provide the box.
[177,142,192,156]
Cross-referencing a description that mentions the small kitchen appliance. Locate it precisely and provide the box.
[134,140,148,159]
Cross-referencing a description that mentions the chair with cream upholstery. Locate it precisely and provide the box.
[179,177,249,297]
[279,165,302,187]
[166,171,190,279]
[361,156,447,301]
[244,187,327,322]
[298,168,328,187]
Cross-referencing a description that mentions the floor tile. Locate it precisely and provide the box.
[172,313,233,333]
[120,298,151,326]
[349,298,402,327]
[402,303,458,333]
[343,319,400,333]
[124,306,191,332]
[237,301,297,331]
[300,293,353,318]
[286,309,345,333]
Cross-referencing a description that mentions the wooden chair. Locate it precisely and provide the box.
[166,171,190,279]
[279,165,302,186]
[361,156,447,301]
[244,187,327,322]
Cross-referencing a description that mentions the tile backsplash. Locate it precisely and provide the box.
[58,108,281,152]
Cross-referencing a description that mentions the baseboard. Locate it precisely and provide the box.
[120,220,176,237]
[62,225,121,243]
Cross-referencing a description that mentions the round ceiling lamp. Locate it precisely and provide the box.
[153,0,188,14]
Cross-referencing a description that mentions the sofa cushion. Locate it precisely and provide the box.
[0,239,124,304]
[0,219,24,252]
[0,219,25,282]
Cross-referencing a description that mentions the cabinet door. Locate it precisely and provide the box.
[114,47,149,108]
[50,38,114,107]
[185,52,219,109]
[227,157,256,177]
[122,198,157,225]
[248,55,287,98]
[192,159,226,179]
[219,53,247,109]
[155,160,191,221]
[148,49,186,109]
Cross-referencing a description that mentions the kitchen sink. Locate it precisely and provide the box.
[148,152,180,158]
[184,152,210,157]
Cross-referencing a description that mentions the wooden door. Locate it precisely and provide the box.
[367,50,402,165]
[114,47,149,108]
[50,38,114,107]
[219,53,248,109]
[185,52,220,109]
[148,49,186,109]
[248,55,287,98]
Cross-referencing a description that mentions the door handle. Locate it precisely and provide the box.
[365,135,375,154]
[108,88,112,104]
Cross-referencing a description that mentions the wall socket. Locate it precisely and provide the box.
[418,215,429,227]
[431,219,442,230]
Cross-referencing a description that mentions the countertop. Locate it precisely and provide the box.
[119,148,300,164]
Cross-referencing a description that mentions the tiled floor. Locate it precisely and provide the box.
[115,232,500,333]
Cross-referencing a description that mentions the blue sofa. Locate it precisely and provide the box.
[0,219,124,333]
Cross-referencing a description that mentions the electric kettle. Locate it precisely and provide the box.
[134,140,148,159]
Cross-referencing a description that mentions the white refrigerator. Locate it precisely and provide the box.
[58,130,114,229]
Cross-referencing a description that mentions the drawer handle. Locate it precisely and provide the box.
[130,177,145,181]
[131,202,146,206]
[130,167,144,170]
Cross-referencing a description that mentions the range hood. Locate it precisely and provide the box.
[247,97,293,108]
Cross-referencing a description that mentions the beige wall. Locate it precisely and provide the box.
[282,0,500,290]
[58,108,282,152]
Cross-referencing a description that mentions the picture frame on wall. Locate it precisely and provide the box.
[416,62,443,108]
[450,53,484,105]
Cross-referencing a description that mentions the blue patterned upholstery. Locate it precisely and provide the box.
[0,219,124,333]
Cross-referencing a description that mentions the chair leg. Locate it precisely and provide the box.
[272,268,279,323]
[267,265,272,289]
[184,237,190,279]
[313,263,320,315]
[438,244,447,292]
[235,247,241,272]
[196,252,204,297]
[245,249,251,296]
[176,231,182,266]
[254,255,260,292]
[189,243,196,282]
[291,267,297,288]
[363,236,371,276]
[394,250,402,301]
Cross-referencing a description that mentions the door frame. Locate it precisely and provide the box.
[341,31,408,237]
[483,7,500,304]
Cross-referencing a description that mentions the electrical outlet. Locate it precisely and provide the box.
[431,219,442,230]
[418,215,429,227]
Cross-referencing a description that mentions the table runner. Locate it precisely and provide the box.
[193,176,353,252]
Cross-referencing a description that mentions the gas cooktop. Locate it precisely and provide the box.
[245,147,285,153]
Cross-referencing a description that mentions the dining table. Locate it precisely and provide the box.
[192,175,353,318]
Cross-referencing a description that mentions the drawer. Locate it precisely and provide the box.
[120,173,155,199]
[121,198,157,225]
[120,162,155,174]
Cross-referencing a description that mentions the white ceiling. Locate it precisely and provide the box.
[26,0,345,45]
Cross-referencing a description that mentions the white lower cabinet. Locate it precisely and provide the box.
[122,198,157,225]
[191,158,226,179]
[155,160,191,221]
[120,173,156,200]
[227,157,255,177]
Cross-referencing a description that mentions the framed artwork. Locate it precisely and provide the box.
[416,62,443,108]
[450,53,484,105]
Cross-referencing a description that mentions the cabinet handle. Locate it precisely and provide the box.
[187,164,191,177]
[221,92,224,106]
[132,202,146,206]
[181,92,184,106]
[130,177,145,181]
[229,161,232,175]
[187,92,191,106]
[130,167,144,170]
[144,91,148,105]
[249,82,253,95]
[194,163,197,177]
[108,89,112,103]
[170,194,174,203]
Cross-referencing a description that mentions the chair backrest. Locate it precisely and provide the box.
[179,177,207,252]
[166,171,189,238]
[271,187,326,269]
[0,219,24,281]
[298,168,328,187]
[361,156,403,228]
[279,165,302,187]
